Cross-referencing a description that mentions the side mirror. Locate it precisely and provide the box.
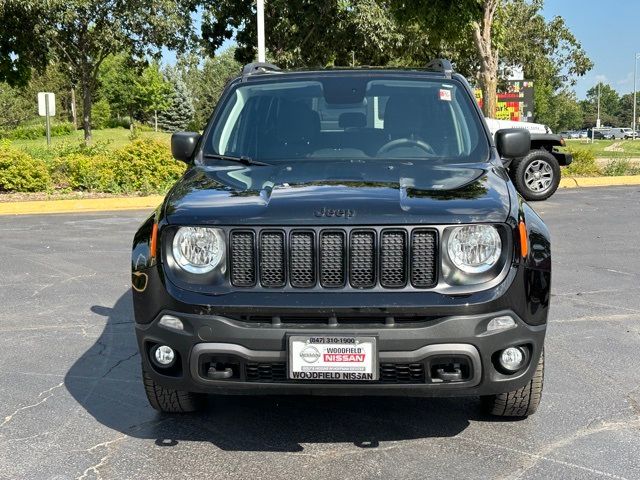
[495,129,531,159]
[171,132,201,163]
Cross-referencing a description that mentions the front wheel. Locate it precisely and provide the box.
[142,364,206,413]
[511,149,561,201]
[481,349,544,418]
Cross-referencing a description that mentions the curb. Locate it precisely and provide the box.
[559,175,640,189]
[0,196,164,216]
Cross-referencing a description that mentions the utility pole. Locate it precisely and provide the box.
[257,0,266,62]
[634,53,640,140]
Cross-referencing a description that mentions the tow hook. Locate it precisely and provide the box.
[434,363,463,382]
[207,365,234,380]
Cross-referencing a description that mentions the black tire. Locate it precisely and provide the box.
[510,149,560,201]
[481,349,544,418]
[142,365,205,413]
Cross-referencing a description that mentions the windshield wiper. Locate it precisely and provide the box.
[203,153,271,166]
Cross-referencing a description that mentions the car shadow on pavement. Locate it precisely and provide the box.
[65,290,490,452]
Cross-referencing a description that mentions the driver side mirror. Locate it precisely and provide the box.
[171,132,201,163]
[495,129,530,159]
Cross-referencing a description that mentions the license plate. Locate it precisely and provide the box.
[288,336,377,381]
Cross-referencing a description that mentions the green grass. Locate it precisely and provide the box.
[563,139,640,159]
[9,127,171,153]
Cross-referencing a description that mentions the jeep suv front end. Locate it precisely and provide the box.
[131,62,550,418]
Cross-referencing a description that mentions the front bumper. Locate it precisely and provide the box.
[136,308,546,397]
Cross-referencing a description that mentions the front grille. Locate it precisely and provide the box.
[320,231,345,287]
[380,230,407,287]
[259,232,286,287]
[244,362,425,383]
[229,227,438,290]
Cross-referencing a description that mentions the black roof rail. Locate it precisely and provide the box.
[242,62,282,76]
[426,58,453,79]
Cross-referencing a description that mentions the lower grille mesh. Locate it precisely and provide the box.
[244,362,426,383]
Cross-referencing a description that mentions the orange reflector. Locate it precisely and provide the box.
[150,223,158,258]
[518,221,528,258]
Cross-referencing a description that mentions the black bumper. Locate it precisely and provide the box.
[136,308,546,397]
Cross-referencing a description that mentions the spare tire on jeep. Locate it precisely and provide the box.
[510,149,561,201]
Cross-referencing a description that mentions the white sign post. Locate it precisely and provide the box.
[38,92,56,146]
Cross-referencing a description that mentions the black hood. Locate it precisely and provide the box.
[163,159,511,226]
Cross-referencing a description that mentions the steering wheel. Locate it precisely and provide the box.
[376,138,436,157]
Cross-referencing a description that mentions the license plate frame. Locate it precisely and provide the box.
[288,335,378,381]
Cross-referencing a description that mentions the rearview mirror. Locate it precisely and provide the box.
[171,132,201,163]
[495,129,530,159]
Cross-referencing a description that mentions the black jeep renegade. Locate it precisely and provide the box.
[131,60,550,418]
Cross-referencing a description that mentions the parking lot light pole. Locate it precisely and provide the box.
[257,0,266,63]
[633,53,640,140]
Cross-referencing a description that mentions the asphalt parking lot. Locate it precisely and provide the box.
[1,186,639,480]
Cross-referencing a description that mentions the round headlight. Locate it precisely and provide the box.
[447,225,502,274]
[172,227,224,274]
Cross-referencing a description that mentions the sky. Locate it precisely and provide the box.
[164,1,638,100]
[542,0,640,98]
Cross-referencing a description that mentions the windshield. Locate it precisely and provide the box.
[204,74,490,164]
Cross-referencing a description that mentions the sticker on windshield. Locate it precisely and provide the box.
[439,89,452,101]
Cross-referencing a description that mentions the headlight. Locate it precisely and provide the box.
[446,225,501,274]
[172,227,225,274]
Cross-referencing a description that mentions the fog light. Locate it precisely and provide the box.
[487,315,516,332]
[153,345,175,367]
[159,315,184,331]
[499,347,525,372]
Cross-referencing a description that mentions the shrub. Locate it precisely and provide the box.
[0,122,75,140]
[0,145,52,192]
[49,153,117,192]
[603,159,640,176]
[109,139,186,194]
[564,148,600,176]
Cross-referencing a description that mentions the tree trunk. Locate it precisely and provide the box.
[81,74,92,142]
[472,0,500,118]
[70,87,77,128]
[154,110,158,132]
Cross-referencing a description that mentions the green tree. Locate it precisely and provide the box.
[97,53,142,120]
[387,0,592,118]
[0,0,198,141]
[201,0,402,67]
[583,83,621,127]
[157,68,195,132]
[185,47,242,130]
[0,83,33,129]
[535,88,582,132]
[134,63,173,132]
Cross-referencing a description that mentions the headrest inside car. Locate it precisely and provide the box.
[339,112,366,129]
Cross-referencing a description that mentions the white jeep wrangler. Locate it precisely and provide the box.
[486,118,572,201]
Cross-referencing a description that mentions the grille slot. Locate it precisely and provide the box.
[244,362,425,383]
[380,230,407,287]
[259,232,286,287]
[410,230,437,288]
[380,363,425,383]
[230,231,256,287]
[350,231,376,288]
[320,231,346,288]
[245,363,287,382]
[290,231,315,287]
